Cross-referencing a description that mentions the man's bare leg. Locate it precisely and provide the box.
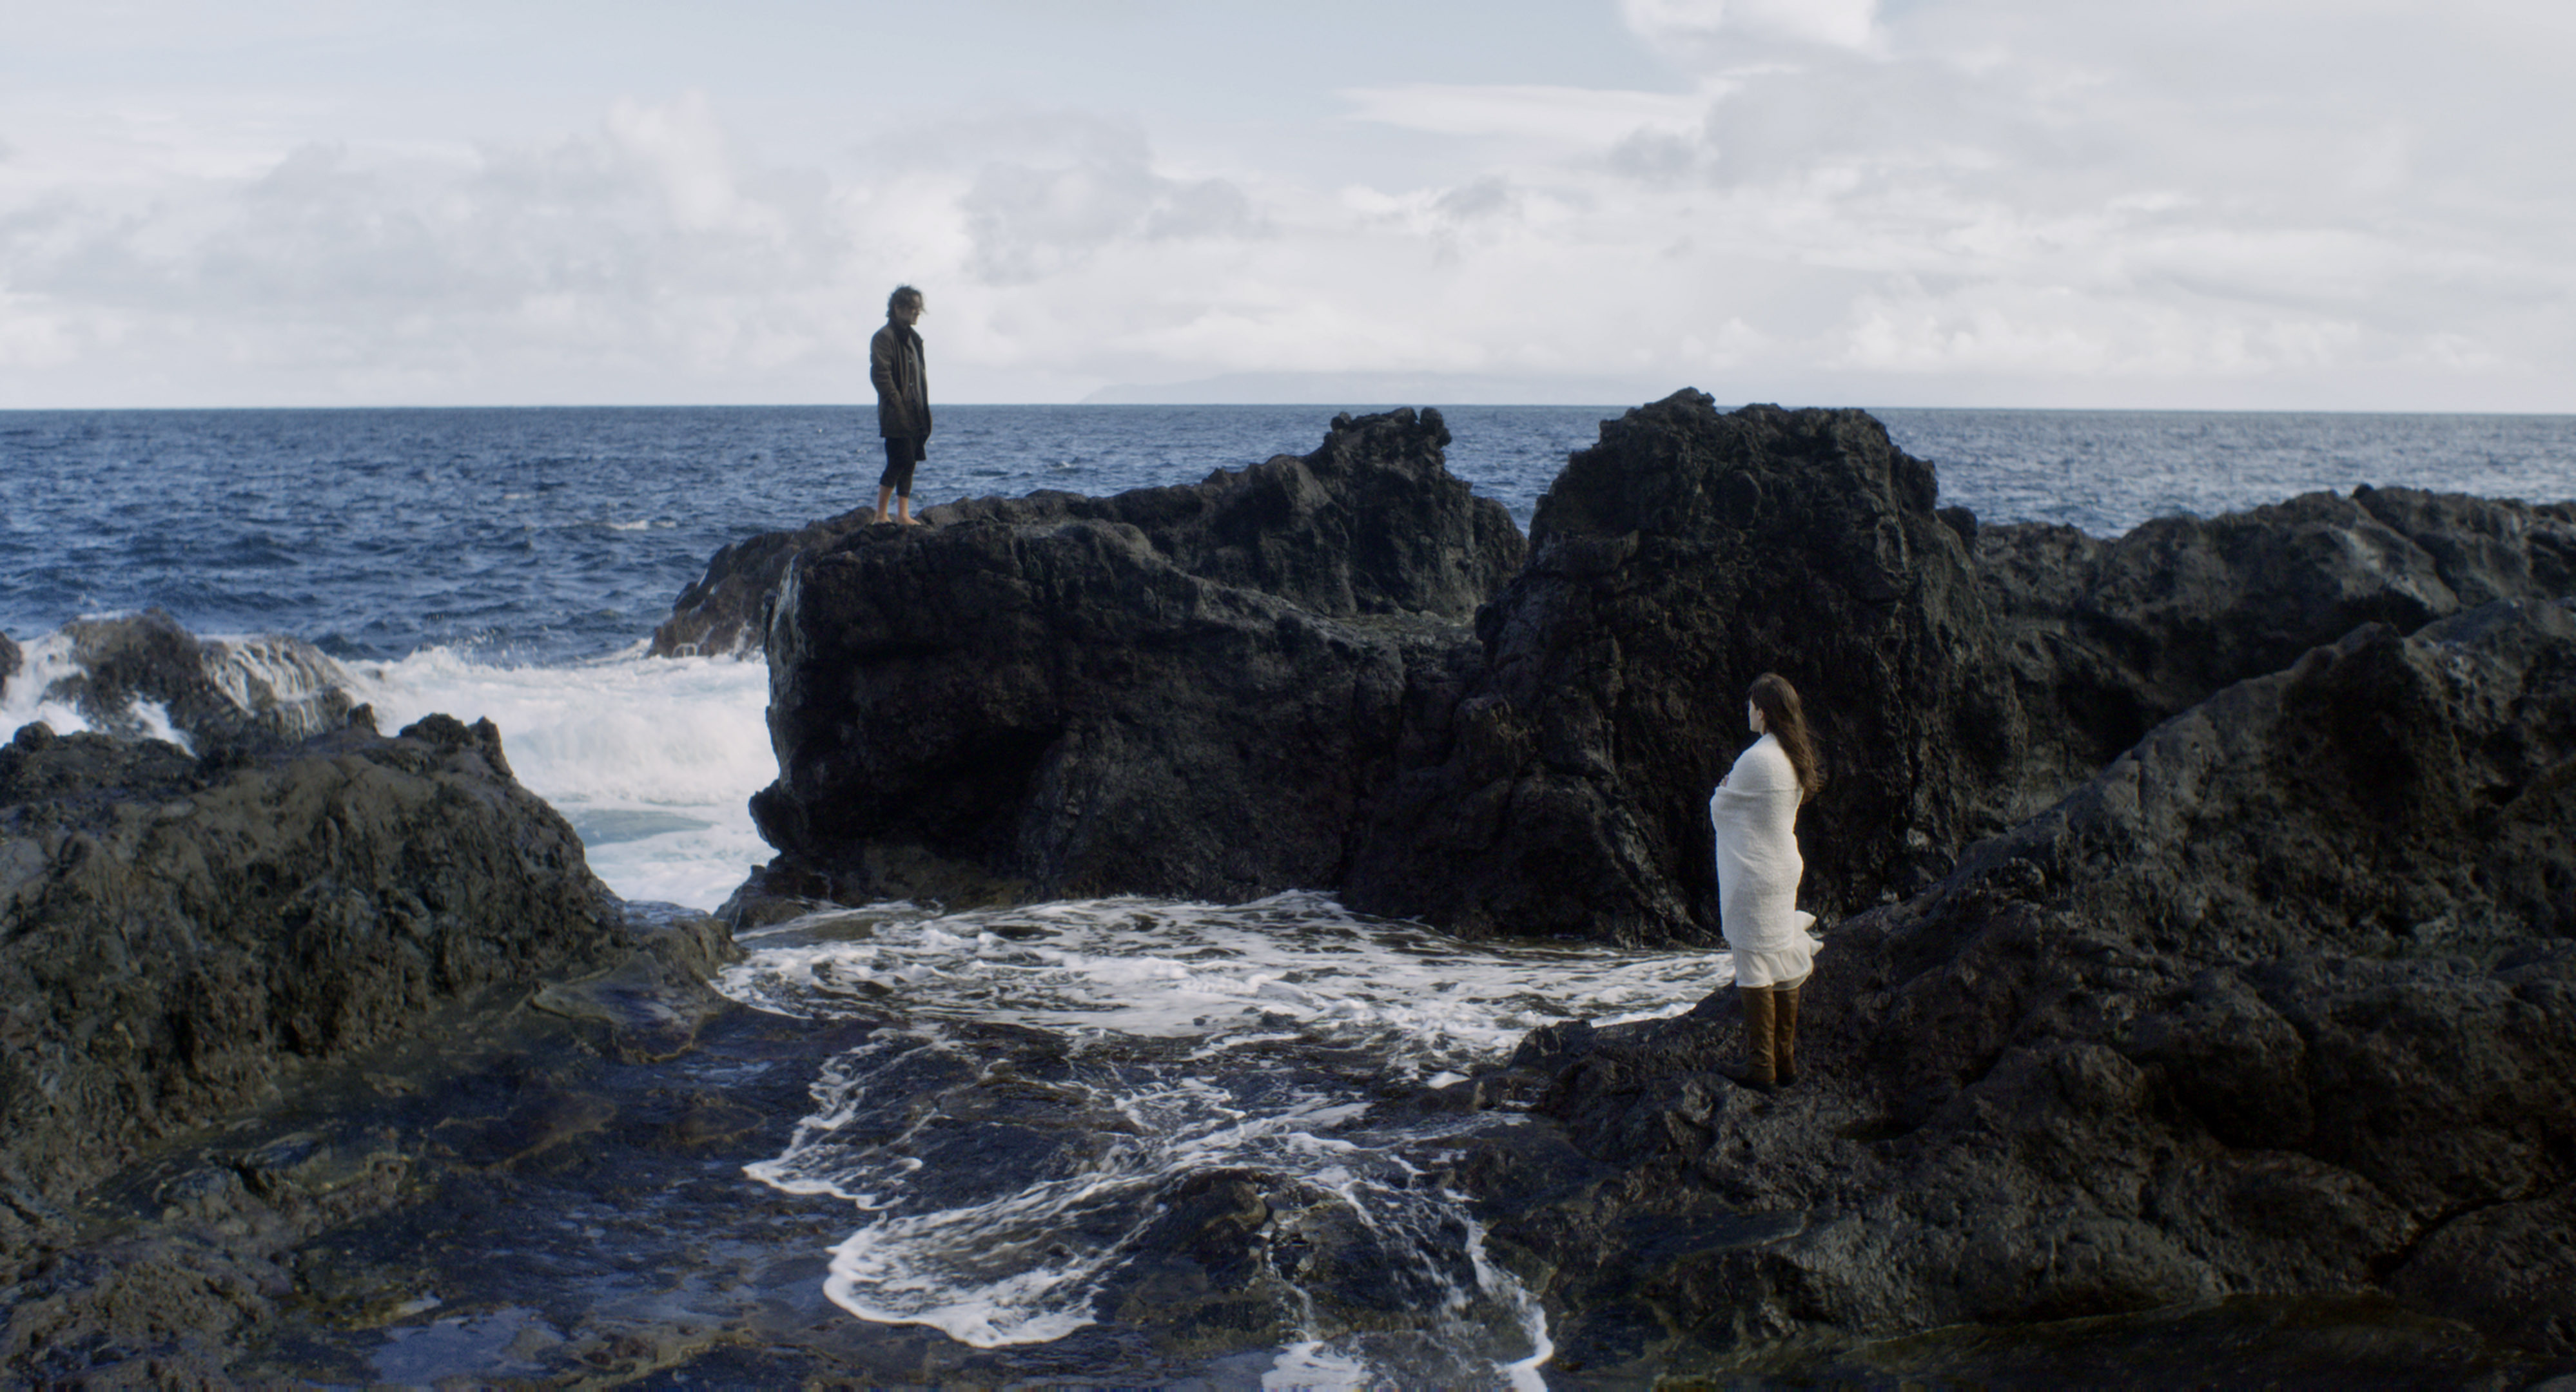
[897,494,917,525]
[873,484,894,525]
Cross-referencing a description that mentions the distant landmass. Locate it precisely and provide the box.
[1077,371,1677,407]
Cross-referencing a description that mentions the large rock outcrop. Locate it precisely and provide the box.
[654,403,1525,660]
[0,711,627,1259]
[742,407,1522,907]
[1344,398,2576,941]
[1481,598,2576,1375]
[1346,397,2017,940]
[0,675,765,1385]
[732,391,2576,946]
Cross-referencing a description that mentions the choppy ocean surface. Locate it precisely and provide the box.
[6,401,2574,1382]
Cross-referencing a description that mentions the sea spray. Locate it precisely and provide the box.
[358,646,774,910]
[0,621,775,912]
[0,628,202,750]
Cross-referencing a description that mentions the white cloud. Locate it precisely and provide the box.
[605,91,785,239]
[1,3,2571,409]
[1338,83,1706,148]
[944,115,1261,284]
[0,93,872,403]
[1623,0,1884,53]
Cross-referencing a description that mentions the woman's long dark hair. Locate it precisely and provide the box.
[1749,672,1824,804]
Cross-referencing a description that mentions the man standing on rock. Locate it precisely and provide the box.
[870,284,931,525]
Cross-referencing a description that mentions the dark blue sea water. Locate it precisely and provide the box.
[8,404,2571,665]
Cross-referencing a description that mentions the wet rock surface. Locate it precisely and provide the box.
[0,952,850,1389]
[1447,598,2576,1380]
[0,698,806,1386]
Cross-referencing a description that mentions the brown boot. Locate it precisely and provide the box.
[1728,985,1777,1093]
[1773,981,1801,1088]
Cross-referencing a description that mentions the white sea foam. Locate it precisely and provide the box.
[3,624,774,911]
[355,647,774,910]
[722,894,1722,1381]
[727,893,1720,1052]
[1,629,193,749]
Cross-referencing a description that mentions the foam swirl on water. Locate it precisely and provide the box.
[719,893,1719,1386]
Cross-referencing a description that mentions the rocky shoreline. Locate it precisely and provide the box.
[3,394,2572,1384]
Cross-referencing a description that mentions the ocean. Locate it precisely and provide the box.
[6,401,2574,1382]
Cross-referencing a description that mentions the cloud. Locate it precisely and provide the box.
[948,116,1260,284]
[0,93,866,401]
[1549,0,2576,403]
[2,5,2571,410]
[1338,84,1706,148]
[0,92,1289,405]
[1623,0,1884,53]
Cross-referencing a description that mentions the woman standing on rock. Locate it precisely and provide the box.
[1711,672,1824,1094]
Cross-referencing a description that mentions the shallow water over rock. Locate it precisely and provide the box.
[717,893,1719,1384]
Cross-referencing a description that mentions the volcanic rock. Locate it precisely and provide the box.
[1978,485,2576,818]
[1345,394,2018,941]
[1344,400,2576,942]
[0,693,766,1384]
[0,630,19,700]
[651,508,879,658]
[729,391,2576,945]
[0,711,626,1260]
[741,407,1521,909]
[919,406,1524,620]
[1479,598,2576,1373]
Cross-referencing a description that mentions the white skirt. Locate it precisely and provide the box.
[1730,919,1818,990]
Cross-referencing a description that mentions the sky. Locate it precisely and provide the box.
[3,0,2570,411]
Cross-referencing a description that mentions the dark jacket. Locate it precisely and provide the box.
[870,321,930,440]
